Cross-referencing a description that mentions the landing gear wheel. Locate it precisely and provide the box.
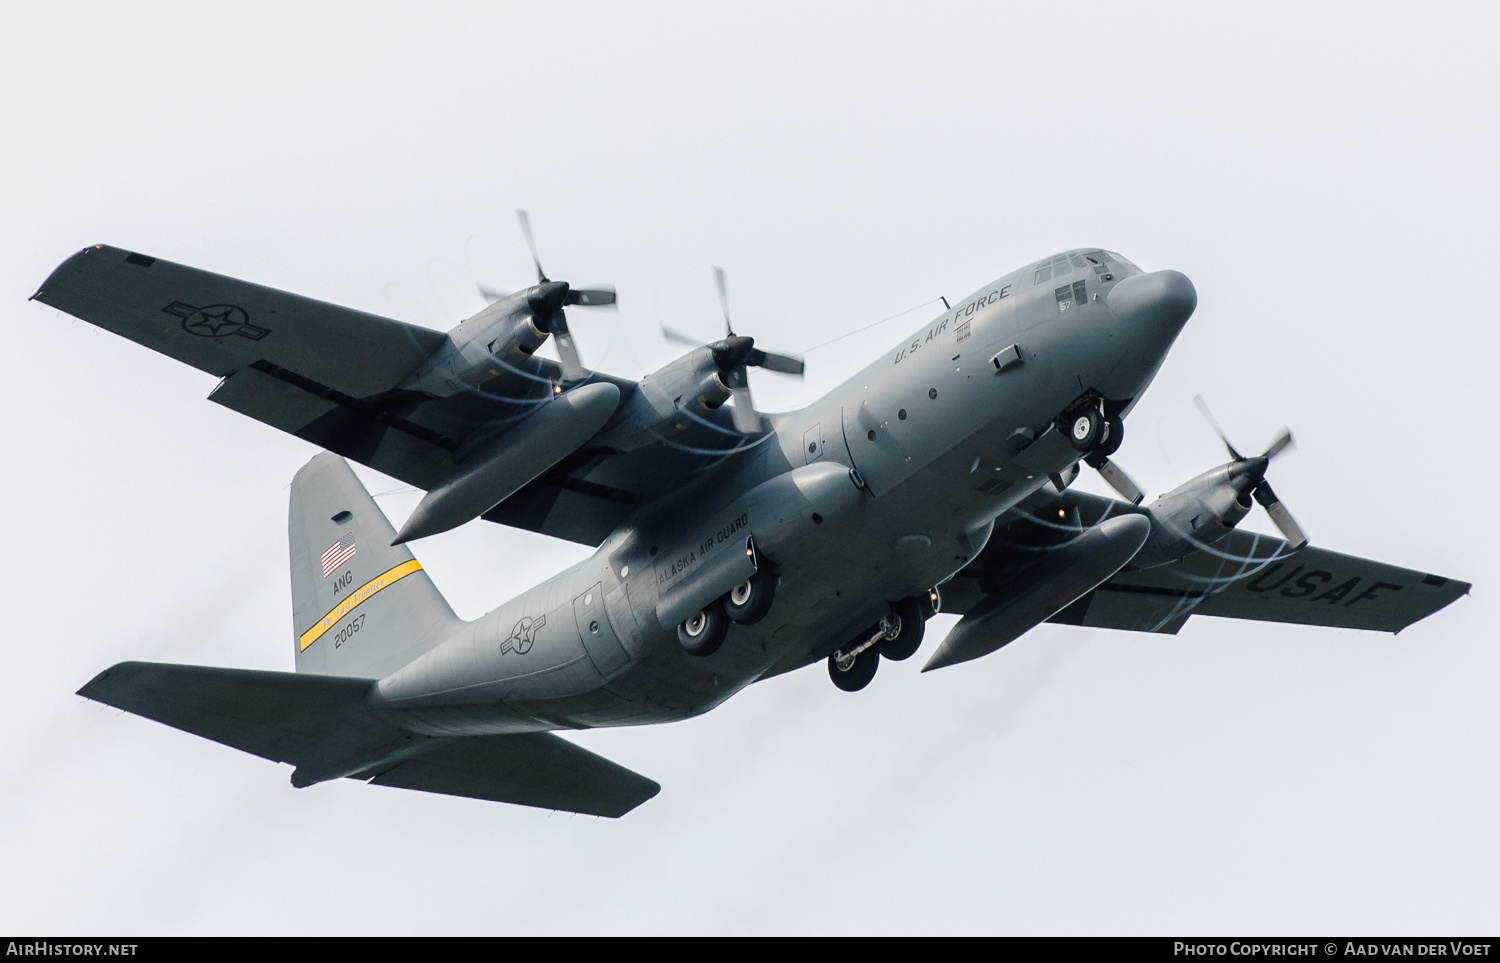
[724,571,775,625]
[679,604,729,656]
[1065,408,1104,452]
[828,646,879,691]
[1095,417,1124,458]
[879,597,927,661]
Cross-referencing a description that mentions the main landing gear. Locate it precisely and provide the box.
[677,569,778,657]
[827,595,933,692]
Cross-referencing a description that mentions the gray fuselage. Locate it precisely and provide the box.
[372,250,1198,736]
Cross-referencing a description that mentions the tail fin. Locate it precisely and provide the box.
[290,453,462,678]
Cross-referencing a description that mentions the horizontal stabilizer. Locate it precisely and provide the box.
[364,732,661,818]
[80,661,660,816]
[78,661,375,765]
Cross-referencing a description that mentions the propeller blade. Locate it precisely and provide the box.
[1193,394,1244,461]
[566,286,617,307]
[750,348,806,376]
[552,317,588,382]
[1253,481,1307,548]
[516,209,547,283]
[1261,427,1295,461]
[660,323,703,348]
[1088,455,1145,506]
[477,283,510,304]
[729,381,760,433]
[712,265,733,337]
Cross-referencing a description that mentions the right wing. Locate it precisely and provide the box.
[946,490,1469,636]
[1051,528,1471,635]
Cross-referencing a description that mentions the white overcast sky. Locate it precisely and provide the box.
[2,1,1495,936]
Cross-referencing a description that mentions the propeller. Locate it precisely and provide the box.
[476,211,617,382]
[661,267,805,433]
[1193,394,1306,548]
[1086,451,1145,505]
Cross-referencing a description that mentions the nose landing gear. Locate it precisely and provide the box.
[1067,407,1105,451]
[1060,401,1142,504]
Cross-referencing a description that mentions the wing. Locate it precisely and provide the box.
[947,491,1469,635]
[35,245,740,546]
[362,732,661,818]
[35,245,447,400]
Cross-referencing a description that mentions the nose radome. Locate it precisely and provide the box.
[1106,269,1197,333]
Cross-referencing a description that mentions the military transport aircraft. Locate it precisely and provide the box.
[32,220,1469,817]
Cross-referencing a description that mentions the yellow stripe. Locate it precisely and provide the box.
[299,559,424,651]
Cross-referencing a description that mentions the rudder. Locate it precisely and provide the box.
[290,452,463,678]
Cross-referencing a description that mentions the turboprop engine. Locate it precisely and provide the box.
[592,348,739,452]
[403,210,618,397]
[1131,397,1306,569]
[402,289,554,398]
[595,266,805,450]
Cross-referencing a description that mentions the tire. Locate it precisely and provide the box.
[828,646,879,692]
[879,597,927,661]
[1095,417,1124,457]
[678,604,729,656]
[1065,408,1104,452]
[724,570,775,625]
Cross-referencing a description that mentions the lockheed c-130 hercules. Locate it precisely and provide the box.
[33,216,1469,817]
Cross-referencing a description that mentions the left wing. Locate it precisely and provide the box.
[947,491,1469,635]
[36,245,750,546]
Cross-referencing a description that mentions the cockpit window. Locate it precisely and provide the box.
[1055,279,1087,312]
[1040,250,1134,285]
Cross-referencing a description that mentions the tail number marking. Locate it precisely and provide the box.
[332,614,366,648]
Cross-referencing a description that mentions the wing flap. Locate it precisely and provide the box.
[365,732,660,817]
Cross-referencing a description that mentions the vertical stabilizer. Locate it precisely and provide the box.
[290,453,463,678]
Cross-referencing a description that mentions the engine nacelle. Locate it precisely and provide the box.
[592,348,735,452]
[1132,462,1256,569]
[403,292,550,398]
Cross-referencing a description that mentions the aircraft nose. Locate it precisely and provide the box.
[1105,269,1197,335]
[1094,269,1197,399]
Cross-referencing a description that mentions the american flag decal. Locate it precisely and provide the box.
[320,533,357,578]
